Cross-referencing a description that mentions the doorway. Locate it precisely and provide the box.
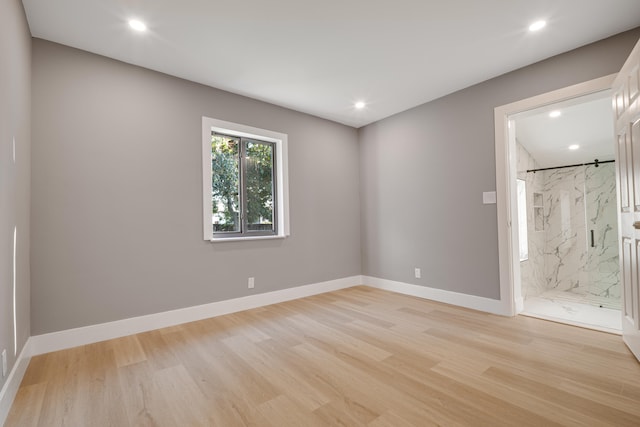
[494,74,620,331]
[511,91,621,333]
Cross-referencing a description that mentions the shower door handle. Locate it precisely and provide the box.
[590,230,595,248]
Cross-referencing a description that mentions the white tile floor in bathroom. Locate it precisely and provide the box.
[522,290,621,334]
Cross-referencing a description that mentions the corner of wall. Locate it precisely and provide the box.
[0,340,32,425]
[0,0,32,408]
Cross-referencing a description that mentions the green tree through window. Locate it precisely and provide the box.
[211,134,240,231]
[245,141,275,229]
[211,133,276,236]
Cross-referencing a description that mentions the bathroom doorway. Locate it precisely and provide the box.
[510,90,621,333]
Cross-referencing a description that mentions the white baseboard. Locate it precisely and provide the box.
[1,274,507,423]
[26,274,507,358]
[0,339,32,426]
[515,296,524,313]
[363,276,510,316]
[29,275,364,356]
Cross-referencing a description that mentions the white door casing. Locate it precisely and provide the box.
[494,75,615,317]
[613,38,640,361]
[508,119,524,313]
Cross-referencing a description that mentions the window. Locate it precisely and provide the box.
[210,133,276,235]
[516,179,529,261]
[202,117,289,241]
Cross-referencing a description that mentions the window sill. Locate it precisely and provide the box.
[209,235,287,243]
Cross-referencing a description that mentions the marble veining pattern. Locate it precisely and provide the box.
[516,140,620,308]
[541,163,620,304]
[516,142,546,298]
[584,163,620,300]
[542,166,587,294]
[523,290,621,333]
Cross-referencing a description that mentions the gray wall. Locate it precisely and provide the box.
[0,0,31,388]
[31,40,361,334]
[359,28,640,299]
[28,26,640,334]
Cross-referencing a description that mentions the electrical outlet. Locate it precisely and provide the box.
[248,277,255,289]
[414,268,421,279]
[2,349,7,378]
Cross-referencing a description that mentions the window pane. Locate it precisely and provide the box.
[245,140,275,232]
[517,179,529,261]
[211,134,241,233]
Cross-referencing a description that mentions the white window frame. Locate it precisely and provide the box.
[202,117,290,242]
[516,179,529,262]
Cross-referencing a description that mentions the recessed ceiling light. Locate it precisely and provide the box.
[568,144,580,150]
[529,20,547,32]
[549,110,561,118]
[129,19,147,32]
[355,101,366,110]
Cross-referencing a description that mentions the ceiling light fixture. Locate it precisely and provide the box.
[355,101,366,110]
[129,19,147,32]
[529,20,547,32]
[549,110,561,118]
[568,144,580,150]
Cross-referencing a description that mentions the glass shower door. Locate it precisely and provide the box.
[584,162,620,309]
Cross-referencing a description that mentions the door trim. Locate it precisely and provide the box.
[494,74,617,316]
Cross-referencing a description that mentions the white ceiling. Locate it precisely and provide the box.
[21,0,640,128]
[514,91,614,169]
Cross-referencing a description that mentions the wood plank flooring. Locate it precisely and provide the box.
[6,286,640,426]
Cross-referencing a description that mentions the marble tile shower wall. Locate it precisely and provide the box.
[582,163,619,300]
[542,166,588,293]
[516,142,620,302]
[516,142,546,298]
[542,164,620,301]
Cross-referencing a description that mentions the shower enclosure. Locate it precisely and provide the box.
[511,90,620,331]
[518,149,620,311]
[538,161,620,308]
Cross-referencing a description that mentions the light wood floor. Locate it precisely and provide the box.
[6,286,640,426]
